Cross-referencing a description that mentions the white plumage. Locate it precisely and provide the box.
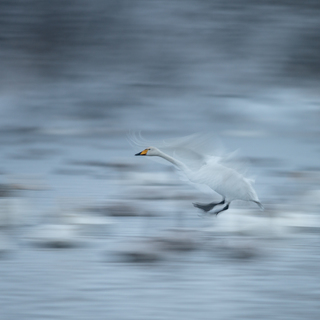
[130,133,263,215]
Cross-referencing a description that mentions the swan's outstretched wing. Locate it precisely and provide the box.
[211,149,251,177]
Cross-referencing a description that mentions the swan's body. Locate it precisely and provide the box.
[133,135,263,215]
[193,162,260,204]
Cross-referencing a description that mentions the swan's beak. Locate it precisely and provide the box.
[135,149,148,156]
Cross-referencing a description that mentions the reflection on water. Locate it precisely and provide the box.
[1,1,320,319]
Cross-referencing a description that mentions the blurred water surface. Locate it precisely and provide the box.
[1,1,320,319]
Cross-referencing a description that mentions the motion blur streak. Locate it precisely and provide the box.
[0,1,320,320]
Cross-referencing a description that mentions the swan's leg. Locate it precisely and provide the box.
[193,199,225,212]
[214,202,230,215]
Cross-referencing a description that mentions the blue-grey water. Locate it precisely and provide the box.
[1,1,320,319]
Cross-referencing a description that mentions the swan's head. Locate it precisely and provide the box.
[135,146,159,156]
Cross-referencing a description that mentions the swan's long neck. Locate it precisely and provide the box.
[157,150,191,174]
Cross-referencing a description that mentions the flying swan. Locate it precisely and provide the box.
[131,133,263,215]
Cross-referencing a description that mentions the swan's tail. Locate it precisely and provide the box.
[253,201,264,211]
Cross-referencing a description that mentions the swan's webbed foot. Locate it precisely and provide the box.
[214,203,230,215]
[193,199,225,212]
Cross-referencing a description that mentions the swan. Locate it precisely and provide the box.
[133,137,263,215]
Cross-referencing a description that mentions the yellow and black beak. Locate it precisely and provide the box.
[135,149,148,156]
